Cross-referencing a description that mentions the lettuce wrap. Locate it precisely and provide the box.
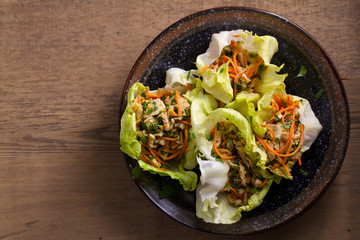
[195,108,273,224]
[120,80,198,191]
[196,29,279,104]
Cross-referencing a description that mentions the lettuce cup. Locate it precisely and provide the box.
[120,79,198,191]
[195,108,273,224]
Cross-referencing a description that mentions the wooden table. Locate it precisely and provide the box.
[1,1,359,239]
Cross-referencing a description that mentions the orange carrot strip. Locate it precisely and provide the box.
[218,148,233,156]
[148,146,168,165]
[282,162,291,177]
[168,108,177,116]
[233,49,241,67]
[257,179,269,188]
[161,136,178,141]
[136,96,145,104]
[213,127,238,160]
[229,73,236,78]
[199,66,209,72]
[223,56,238,74]
[265,125,275,143]
[270,101,300,121]
[298,156,302,166]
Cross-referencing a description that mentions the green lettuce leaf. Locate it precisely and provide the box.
[292,95,323,152]
[119,82,198,191]
[120,82,145,159]
[226,64,287,137]
[184,90,218,170]
[138,159,198,191]
[200,61,233,104]
[196,175,273,224]
[196,29,278,70]
[194,108,274,223]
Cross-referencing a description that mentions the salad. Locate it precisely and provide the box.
[120,29,322,224]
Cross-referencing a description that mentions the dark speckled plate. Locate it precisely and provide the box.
[119,7,350,235]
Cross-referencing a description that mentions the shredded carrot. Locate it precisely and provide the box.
[140,154,150,163]
[257,122,304,159]
[160,150,182,160]
[218,148,234,156]
[136,96,145,104]
[161,136,178,141]
[230,186,243,198]
[212,126,238,160]
[168,108,177,116]
[282,162,291,177]
[233,49,241,67]
[224,180,244,198]
[147,146,168,165]
[176,126,188,161]
[145,89,173,99]
[233,70,245,97]
[223,56,238,75]
[199,66,209,72]
[257,179,269,188]
[281,110,289,124]
[265,125,275,143]
[270,101,299,121]
[229,73,236,78]
[249,77,258,89]
[179,120,191,125]
[245,58,264,78]
[298,156,302,166]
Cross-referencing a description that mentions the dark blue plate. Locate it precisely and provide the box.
[119,7,349,235]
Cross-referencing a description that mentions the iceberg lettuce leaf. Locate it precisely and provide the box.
[226,64,287,137]
[119,82,198,191]
[196,177,273,224]
[200,61,233,104]
[293,96,323,151]
[196,29,278,69]
[138,159,198,191]
[195,108,274,223]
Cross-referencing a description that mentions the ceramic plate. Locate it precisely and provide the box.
[119,7,349,235]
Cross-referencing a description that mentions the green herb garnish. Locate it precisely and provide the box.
[281,120,294,129]
[299,168,309,176]
[139,136,147,143]
[297,65,307,77]
[315,89,325,100]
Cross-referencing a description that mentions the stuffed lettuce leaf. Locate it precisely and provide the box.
[196,29,279,104]
[195,108,273,224]
[119,82,198,191]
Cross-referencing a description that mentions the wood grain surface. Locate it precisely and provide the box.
[0,0,359,239]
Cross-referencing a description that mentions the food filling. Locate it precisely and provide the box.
[208,121,268,206]
[200,37,266,97]
[256,93,304,176]
[132,87,191,170]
